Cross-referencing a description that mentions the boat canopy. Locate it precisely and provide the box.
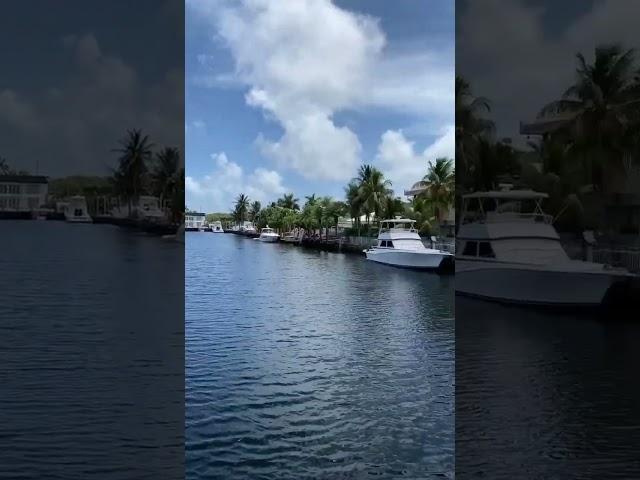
[461,190,551,225]
[462,190,548,200]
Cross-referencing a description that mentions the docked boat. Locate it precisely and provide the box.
[363,217,453,270]
[111,195,167,222]
[64,196,92,223]
[259,226,280,243]
[210,221,223,233]
[455,189,632,307]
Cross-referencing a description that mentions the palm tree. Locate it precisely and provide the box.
[152,147,181,221]
[356,165,392,228]
[344,181,362,235]
[233,193,249,225]
[249,200,261,222]
[381,196,405,221]
[277,193,300,210]
[417,157,455,224]
[112,129,153,216]
[539,44,640,191]
[0,156,10,175]
[455,76,494,188]
[304,193,317,207]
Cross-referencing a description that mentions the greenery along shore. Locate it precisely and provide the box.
[203,160,454,238]
[457,43,640,234]
[2,129,185,224]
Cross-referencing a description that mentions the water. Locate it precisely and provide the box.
[0,221,184,479]
[456,296,640,479]
[186,233,454,479]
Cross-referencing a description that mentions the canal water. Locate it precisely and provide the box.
[186,233,454,479]
[0,221,184,479]
[456,296,640,479]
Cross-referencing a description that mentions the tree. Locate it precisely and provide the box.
[233,193,250,224]
[456,76,494,190]
[249,201,262,222]
[356,165,392,227]
[277,193,300,210]
[152,146,182,222]
[0,157,10,175]
[539,44,640,192]
[344,181,363,235]
[112,129,153,216]
[381,196,405,221]
[304,193,317,207]
[418,157,455,224]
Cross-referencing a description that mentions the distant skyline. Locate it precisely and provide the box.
[186,0,454,213]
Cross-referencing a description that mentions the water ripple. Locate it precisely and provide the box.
[186,233,454,479]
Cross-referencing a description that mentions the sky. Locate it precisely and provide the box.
[0,0,184,177]
[456,0,640,148]
[185,0,455,213]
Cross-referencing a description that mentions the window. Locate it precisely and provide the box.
[379,240,387,247]
[0,185,6,194]
[387,240,394,248]
[462,241,478,256]
[478,242,495,258]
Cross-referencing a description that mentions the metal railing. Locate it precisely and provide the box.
[593,248,640,273]
[463,212,553,224]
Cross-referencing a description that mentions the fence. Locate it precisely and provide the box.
[593,248,640,273]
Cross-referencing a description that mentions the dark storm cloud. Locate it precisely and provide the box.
[457,0,640,146]
[0,0,184,176]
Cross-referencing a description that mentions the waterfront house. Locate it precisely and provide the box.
[185,212,206,231]
[0,175,48,212]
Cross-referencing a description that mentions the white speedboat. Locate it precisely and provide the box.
[64,196,92,223]
[455,189,632,307]
[210,221,223,233]
[259,226,279,243]
[363,217,453,270]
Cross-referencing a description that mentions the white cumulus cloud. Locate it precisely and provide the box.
[375,126,455,196]
[186,151,287,211]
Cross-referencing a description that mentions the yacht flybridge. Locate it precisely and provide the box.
[364,217,453,270]
[455,189,632,307]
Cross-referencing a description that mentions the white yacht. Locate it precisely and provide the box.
[455,190,632,307]
[363,217,453,270]
[259,226,280,243]
[64,196,92,223]
[210,221,223,233]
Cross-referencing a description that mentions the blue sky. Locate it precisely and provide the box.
[185,0,455,213]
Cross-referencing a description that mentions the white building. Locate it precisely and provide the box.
[185,212,206,230]
[0,175,48,212]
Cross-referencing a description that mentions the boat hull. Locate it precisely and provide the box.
[65,216,92,223]
[365,249,451,270]
[455,260,629,307]
[259,235,279,243]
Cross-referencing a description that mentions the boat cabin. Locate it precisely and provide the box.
[457,190,569,264]
[376,217,426,251]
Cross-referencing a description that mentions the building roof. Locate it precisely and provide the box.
[0,175,48,184]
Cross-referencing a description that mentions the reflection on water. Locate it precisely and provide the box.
[0,221,184,479]
[456,296,640,479]
[186,233,454,479]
